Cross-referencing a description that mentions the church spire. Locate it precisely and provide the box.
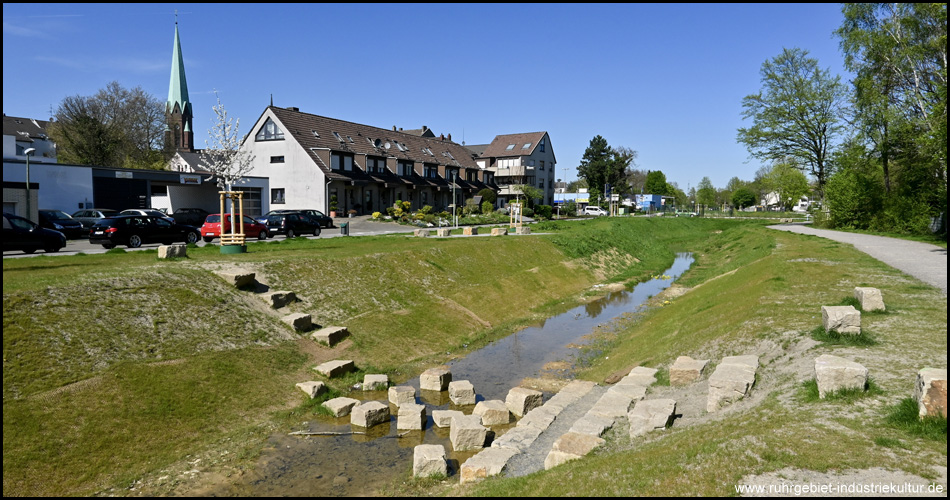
[166,16,194,152]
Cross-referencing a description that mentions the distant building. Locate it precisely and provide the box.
[3,114,57,162]
[466,132,556,206]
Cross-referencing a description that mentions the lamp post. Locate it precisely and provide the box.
[24,148,36,222]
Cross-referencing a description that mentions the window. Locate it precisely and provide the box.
[255,118,284,141]
[366,157,385,173]
[331,153,353,171]
[466,169,477,182]
[540,138,545,152]
[506,144,515,151]
[270,156,285,163]
[539,179,545,189]
[446,168,459,181]
[522,143,531,150]
[424,165,439,179]
[271,188,285,204]
[540,160,545,170]
[150,184,168,196]
[398,160,414,177]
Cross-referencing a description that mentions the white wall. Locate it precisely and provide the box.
[2,161,93,213]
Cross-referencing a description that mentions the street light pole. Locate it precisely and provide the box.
[24,148,36,222]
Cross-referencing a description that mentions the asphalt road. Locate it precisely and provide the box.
[768,223,948,295]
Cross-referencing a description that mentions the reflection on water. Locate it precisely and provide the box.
[211,253,693,496]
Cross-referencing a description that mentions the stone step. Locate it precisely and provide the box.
[282,313,312,332]
[311,326,349,346]
[260,290,297,309]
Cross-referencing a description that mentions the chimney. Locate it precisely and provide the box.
[422,125,428,132]
[447,133,452,141]
[440,133,445,141]
[393,126,397,131]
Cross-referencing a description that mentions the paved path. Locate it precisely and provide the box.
[767,223,947,295]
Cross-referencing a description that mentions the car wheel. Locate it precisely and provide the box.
[203,236,214,243]
[23,248,36,254]
[258,230,268,240]
[45,245,62,253]
[186,231,199,244]
[127,234,143,248]
[102,244,116,249]
[286,228,295,239]
[313,226,321,237]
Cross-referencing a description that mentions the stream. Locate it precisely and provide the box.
[207,252,694,496]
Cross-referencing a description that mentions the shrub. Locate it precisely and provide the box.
[481,200,494,215]
[535,205,553,220]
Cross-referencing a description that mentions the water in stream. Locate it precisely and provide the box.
[208,253,694,496]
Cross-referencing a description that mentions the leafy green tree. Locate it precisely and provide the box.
[513,184,544,209]
[644,170,669,195]
[577,136,637,201]
[566,178,588,192]
[477,188,497,205]
[737,48,848,197]
[732,187,757,209]
[761,162,811,211]
[696,176,717,207]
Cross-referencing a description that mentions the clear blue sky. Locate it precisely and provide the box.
[3,3,853,191]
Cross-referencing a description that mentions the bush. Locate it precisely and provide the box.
[481,200,494,215]
[534,205,553,220]
[477,188,497,205]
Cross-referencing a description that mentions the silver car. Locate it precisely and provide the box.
[70,208,120,229]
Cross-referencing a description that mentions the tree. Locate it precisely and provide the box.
[200,91,256,201]
[696,176,717,207]
[566,178,588,192]
[477,188,496,205]
[732,187,757,209]
[761,161,811,211]
[513,184,543,209]
[644,170,669,195]
[737,48,848,197]
[47,81,169,169]
[577,135,637,205]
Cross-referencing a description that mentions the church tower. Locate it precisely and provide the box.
[165,19,194,152]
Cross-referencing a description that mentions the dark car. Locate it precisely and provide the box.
[89,215,200,249]
[119,209,175,224]
[38,209,85,239]
[264,212,322,238]
[172,207,211,227]
[71,208,120,229]
[3,212,66,254]
[258,209,334,228]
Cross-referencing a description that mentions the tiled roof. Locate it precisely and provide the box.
[3,115,51,141]
[479,131,548,158]
[265,107,479,180]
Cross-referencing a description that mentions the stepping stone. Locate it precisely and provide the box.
[459,447,518,484]
[505,387,543,417]
[414,229,430,237]
[854,287,885,312]
[628,398,676,437]
[519,405,558,431]
[388,385,416,407]
[283,313,312,332]
[295,381,326,399]
[420,365,452,391]
[491,227,507,236]
[448,380,476,406]
[397,403,426,431]
[432,409,464,428]
[621,366,659,386]
[413,444,447,478]
[313,359,355,378]
[363,374,388,391]
[311,326,349,346]
[215,270,255,288]
[463,227,479,236]
[587,391,635,420]
[607,383,647,401]
[449,414,487,451]
[436,228,451,237]
[706,355,758,412]
[261,290,297,309]
[569,414,615,437]
[158,244,187,259]
[669,356,709,386]
[491,425,542,452]
[821,305,861,334]
[473,400,511,426]
[814,354,868,398]
[543,432,605,470]
[350,401,390,428]
[514,226,531,235]
[323,397,359,417]
[914,368,947,418]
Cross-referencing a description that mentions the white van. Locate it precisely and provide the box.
[583,206,608,216]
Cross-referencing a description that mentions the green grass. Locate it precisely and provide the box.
[884,398,948,442]
[809,326,879,347]
[798,378,885,403]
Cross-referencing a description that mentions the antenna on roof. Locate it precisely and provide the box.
[270,94,273,107]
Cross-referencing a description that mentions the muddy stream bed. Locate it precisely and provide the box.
[203,253,694,496]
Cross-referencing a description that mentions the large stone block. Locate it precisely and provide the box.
[569,413,615,437]
[514,226,531,235]
[448,380,476,406]
[450,414,487,451]
[706,356,758,412]
[821,305,861,334]
[412,444,447,478]
[388,385,416,407]
[420,365,452,391]
[414,229,430,237]
[544,449,582,470]
[313,359,355,378]
[491,227,507,236]
[158,243,187,259]
[854,287,885,312]
[462,227,479,236]
[814,354,868,398]
[431,409,465,428]
[311,326,349,346]
[459,447,518,484]
[397,403,427,431]
[350,401,391,428]
[216,270,255,288]
[473,400,511,426]
[505,387,543,417]
[295,381,326,399]
[262,290,297,309]
[519,405,558,431]
[282,313,312,332]
[914,368,947,418]
[628,398,676,437]
[587,391,635,419]
[323,397,359,417]
[490,425,542,451]
[363,374,389,391]
[620,366,659,387]
[436,228,451,237]
[669,356,709,386]
[552,431,606,456]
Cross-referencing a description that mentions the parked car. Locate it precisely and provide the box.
[71,208,120,229]
[2,212,66,254]
[200,213,269,242]
[37,209,85,239]
[583,206,608,216]
[263,212,322,238]
[119,209,175,223]
[89,215,200,249]
[258,209,334,228]
[171,207,210,227]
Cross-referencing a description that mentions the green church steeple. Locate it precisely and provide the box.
[165,19,194,152]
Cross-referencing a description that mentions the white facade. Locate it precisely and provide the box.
[2,161,94,216]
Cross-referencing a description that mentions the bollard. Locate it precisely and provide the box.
[340,222,349,236]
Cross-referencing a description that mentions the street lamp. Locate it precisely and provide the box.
[24,148,36,222]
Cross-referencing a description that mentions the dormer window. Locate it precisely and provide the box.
[255,118,284,141]
[506,144,515,151]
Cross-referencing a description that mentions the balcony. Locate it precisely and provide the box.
[494,165,535,177]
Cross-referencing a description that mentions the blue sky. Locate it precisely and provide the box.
[3,3,852,191]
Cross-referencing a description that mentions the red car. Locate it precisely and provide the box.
[200,214,269,242]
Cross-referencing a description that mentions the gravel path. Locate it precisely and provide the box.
[767,223,947,295]
[503,384,608,478]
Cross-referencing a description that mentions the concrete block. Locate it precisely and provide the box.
[669,356,709,386]
[215,270,255,288]
[463,227,479,236]
[313,359,355,378]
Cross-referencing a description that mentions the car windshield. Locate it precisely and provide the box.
[206,215,221,223]
[42,210,73,219]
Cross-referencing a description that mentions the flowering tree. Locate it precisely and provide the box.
[200,90,255,241]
